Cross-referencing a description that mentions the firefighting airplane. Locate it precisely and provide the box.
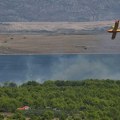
[108,20,120,39]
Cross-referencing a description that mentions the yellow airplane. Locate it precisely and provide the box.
[108,20,120,39]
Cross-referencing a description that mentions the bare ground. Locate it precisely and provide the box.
[0,33,120,54]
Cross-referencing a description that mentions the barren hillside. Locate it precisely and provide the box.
[0,0,120,22]
[0,21,114,34]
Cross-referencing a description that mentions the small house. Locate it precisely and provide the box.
[17,106,30,110]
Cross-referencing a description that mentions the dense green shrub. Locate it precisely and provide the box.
[0,80,120,119]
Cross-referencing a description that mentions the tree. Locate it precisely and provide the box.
[9,82,17,87]
[11,111,26,120]
[0,114,4,119]
[21,81,40,87]
[42,110,54,120]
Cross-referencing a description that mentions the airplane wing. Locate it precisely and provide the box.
[116,29,120,32]
[113,21,119,31]
[112,32,117,39]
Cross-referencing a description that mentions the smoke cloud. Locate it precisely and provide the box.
[0,55,120,84]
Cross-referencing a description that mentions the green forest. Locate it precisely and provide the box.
[0,79,120,120]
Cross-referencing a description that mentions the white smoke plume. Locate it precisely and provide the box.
[0,55,120,84]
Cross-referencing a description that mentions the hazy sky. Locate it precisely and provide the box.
[0,54,120,84]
